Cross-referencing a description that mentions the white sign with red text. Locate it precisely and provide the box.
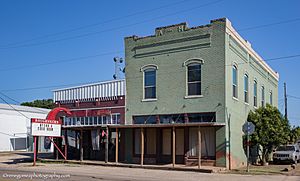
[31,118,62,137]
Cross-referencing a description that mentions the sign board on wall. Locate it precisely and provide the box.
[31,118,62,137]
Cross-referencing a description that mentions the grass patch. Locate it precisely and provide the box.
[226,165,290,175]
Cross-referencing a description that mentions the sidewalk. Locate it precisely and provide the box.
[39,158,226,173]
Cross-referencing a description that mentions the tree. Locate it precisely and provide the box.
[247,104,290,165]
[289,126,300,143]
[21,99,55,109]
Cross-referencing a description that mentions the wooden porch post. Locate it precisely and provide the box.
[105,127,109,163]
[64,129,68,160]
[80,129,83,161]
[172,126,176,168]
[198,126,201,169]
[141,128,144,166]
[115,128,119,163]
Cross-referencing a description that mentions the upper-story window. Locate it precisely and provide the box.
[244,74,249,103]
[261,86,265,107]
[184,59,203,97]
[270,90,273,105]
[232,65,238,98]
[141,65,158,100]
[253,80,258,107]
[187,63,201,96]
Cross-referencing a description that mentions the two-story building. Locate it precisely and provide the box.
[122,18,279,168]
[53,79,125,162]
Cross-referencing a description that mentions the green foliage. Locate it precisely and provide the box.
[21,99,54,109]
[289,126,300,143]
[247,104,290,164]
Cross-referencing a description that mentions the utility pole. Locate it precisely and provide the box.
[284,82,288,120]
[113,57,124,80]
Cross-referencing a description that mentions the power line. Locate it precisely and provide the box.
[237,17,300,32]
[0,0,190,48]
[0,50,121,72]
[0,91,49,113]
[0,131,24,138]
[0,0,225,50]
[2,10,300,51]
[0,96,30,119]
[0,21,299,72]
[0,80,107,92]
[1,52,299,93]
[288,95,300,100]
[0,37,299,73]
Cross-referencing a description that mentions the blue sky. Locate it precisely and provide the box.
[0,0,299,126]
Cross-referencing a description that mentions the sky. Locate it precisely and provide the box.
[0,0,299,126]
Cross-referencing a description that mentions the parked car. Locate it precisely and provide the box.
[273,144,300,164]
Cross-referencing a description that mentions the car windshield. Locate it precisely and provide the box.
[276,146,295,151]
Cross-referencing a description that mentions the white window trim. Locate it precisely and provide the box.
[253,79,258,108]
[244,73,249,103]
[184,58,203,97]
[232,64,238,99]
[261,85,265,106]
[269,90,273,105]
[142,98,157,102]
[232,96,239,102]
[184,95,204,99]
[141,64,158,100]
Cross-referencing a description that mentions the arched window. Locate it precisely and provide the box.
[244,74,249,103]
[232,65,238,98]
[253,80,258,107]
[186,62,202,96]
[270,90,273,105]
[141,65,157,99]
[261,86,265,107]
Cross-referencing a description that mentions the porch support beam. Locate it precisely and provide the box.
[105,127,109,163]
[172,126,176,168]
[141,128,144,166]
[198,126,201,169]
[115,128,119,163]
[80,129,83,161]
[64,129,68,160]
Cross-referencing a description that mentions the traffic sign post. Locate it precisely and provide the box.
[242,121,255,172]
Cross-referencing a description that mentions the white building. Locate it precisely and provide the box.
[0,103,52,152]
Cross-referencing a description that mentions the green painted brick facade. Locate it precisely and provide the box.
[124,18,279,168]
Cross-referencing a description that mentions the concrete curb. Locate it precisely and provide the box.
[38,159,218,173]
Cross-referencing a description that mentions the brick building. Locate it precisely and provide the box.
[123,18,278,168]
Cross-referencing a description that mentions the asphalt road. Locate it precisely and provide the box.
[1,164,300,181]
[0,152,299,181]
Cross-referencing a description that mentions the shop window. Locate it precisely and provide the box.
[112,114,121,124]
[133,115,156,124]
[162,129,171,155]
[93,117,98,125]
[146,128,156,154]
[134,129,141,154]
[188,113,216,123]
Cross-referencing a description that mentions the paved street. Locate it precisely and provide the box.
[0,152,299,181]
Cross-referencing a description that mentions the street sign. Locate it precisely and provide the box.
[243,121,255,173]
[242,121,255,135]
[31,118,62,137]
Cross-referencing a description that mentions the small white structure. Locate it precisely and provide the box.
[0,103,52,152]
